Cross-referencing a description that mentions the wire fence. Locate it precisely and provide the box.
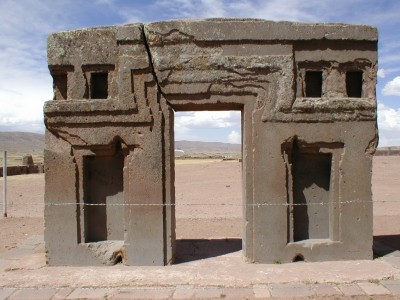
[5,199,398,207]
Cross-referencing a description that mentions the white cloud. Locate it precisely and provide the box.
[382,76,400,96]
[175,111,239,129]
[147,0,400,26]
[376,67,400,80]
[378,129,400,147]
[377,69,386,78]
[94,0,115,5]
[380,54,400,65]
[152,0,324,21]
[0,0,78,133]
[377,102,400,131]
[372,102,400,147]
[0,71,52,132]
[228,130,241,144]
[153,0,227,19]
[174,111,241,142]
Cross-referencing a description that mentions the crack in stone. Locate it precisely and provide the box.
[142,25,173,110]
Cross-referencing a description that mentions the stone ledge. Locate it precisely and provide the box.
[145,19,378,44]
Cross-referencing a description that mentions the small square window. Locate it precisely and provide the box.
[346,71,363,98]
[305,71,323,98]
[91,73,108,99]
[53,74,68,100]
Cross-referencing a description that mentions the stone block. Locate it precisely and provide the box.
[269,283,314,298]
[9,288,58,300]
[0,288,16,300]
[109,288,174,299]
[44,19,378,266]
[193,287,225,299]
[358,282,391,295]
[338,284,365,296]
[66,288,109,299]
[252,285,271,298]
[381,280,400,295]
[172,287,195,299]
[52,288,74,299]
[314,283,342,297]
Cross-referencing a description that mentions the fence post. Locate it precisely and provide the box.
[3,151,6,217]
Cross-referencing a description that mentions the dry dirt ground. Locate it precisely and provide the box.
[0,156,399,254]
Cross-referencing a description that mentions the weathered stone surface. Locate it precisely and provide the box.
[145,19,377,43]
[84,241,125,265]
[44,19,378,266]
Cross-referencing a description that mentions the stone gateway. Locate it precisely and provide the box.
[44,19,378,266]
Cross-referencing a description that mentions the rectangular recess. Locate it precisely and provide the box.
[305,71,323,97]
[53,74,68,100]
[49,65,73,100]
[292,150,332,241]
[346,71,363,98]
[82,64,114,100]
[83,153,124,242]
[91,72,109,99]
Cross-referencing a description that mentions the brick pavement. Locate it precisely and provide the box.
[1,234,400,299]
[0,281,400,299]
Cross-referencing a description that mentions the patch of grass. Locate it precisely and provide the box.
[273,259,282,264]
[367,279,380,284]
[4,267,22,272]
[304,280,319,285]
[0,151,43,166]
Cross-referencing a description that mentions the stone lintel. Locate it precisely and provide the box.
[145,19,378,44]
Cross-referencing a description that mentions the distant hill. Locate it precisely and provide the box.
[0,132,44,152]
[1,132,395,155]
[0,132,240,154]
[175,140,241,153]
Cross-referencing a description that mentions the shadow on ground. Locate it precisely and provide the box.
[175,238,242,264]
[373,235,400,257]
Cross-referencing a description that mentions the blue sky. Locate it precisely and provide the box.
[0,0,399,146]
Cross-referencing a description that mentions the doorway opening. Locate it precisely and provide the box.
[173,110,243,263]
